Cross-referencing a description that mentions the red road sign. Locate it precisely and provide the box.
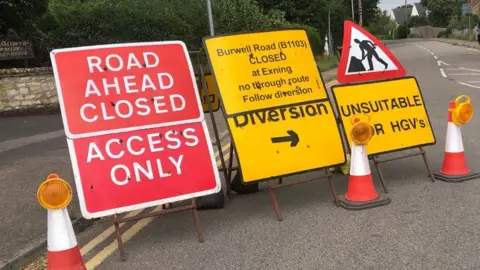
[337,20,406,84]
[51,41,203,139]
[69,121,221,219]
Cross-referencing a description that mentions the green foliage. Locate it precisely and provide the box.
[427,0,462,27]
[393,25,410,39]
[408,16,428,27]
[366,10,396,37]
[448,14,479,30]
[1,0,381,68]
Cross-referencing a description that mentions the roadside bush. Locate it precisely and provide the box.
[43,0,290,52]
[393,25,409,39]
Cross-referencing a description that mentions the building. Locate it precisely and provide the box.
[470,0,480,14]
[390,3,428,25]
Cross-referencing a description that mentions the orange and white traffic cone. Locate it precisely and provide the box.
[434,96,479,182]
[339,115,391,210]
[38,174,86,270]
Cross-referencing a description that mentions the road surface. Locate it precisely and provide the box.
[9,40,480,269]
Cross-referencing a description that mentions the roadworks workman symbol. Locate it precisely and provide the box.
[337,20,406,84]
[350,39,388,72]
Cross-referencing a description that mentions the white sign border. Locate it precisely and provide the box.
[68,120,222,219]
[50,41,205,139]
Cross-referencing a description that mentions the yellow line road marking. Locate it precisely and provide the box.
[326,80,338,87]
[85,206,164,269]
[83,141,232,269]
[215,142,231,158]
[80,209,143,255]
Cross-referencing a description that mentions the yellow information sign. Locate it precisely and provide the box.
[195,74,220,112]
[332,77,436,156]
[204,29,328,116]
[228,100,346,183]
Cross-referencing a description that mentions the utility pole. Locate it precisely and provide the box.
[358,0,363,26]
[206,0,214,36]
[351,0,355,21]
[405,0,408,28]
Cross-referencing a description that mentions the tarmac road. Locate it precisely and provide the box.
[0,67,336,269]
[8,40,480,269]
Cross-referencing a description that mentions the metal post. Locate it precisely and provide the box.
[351,0,355,21]
[405,0,408,28]
[206,0,215,36]
[358,0,363,26]
[328,9,332,56]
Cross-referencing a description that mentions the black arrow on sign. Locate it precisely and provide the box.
[271,130,299,147]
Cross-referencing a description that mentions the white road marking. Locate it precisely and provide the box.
[437,60,450,66]
[457,81,480,89]
[0,130,65,153]
[440,68,447,78]
[448,73,480,76]
[458,67,480,73]
[434,55,438,59]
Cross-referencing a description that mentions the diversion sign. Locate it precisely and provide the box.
[332,77,436,156]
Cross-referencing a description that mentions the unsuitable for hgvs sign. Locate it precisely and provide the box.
[332,77,436,156]
[51,42,203,138]
[204,29,328,116]
[69,122,220,218]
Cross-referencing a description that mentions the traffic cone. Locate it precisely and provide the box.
[47,207,86,270]
[434,100,480,182]
[38,174,86,270]
[339,142,391,210]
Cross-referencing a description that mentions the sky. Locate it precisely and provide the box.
[378,0,420,11]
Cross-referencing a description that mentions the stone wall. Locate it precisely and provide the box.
[0,68,59,115]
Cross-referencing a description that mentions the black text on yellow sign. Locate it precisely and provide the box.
[228,100,346,183]
[332,77,436,156]
[203,29,328,116]
[195,74,220,113]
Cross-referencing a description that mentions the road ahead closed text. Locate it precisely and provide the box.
[204,29,328,115]
[332,77,435,155]
[51,42,202,138]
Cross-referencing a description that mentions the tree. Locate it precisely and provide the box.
[366,10,396,37]
[0,0,49,38]
[426,0,461,27]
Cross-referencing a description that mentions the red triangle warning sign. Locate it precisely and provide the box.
[337,20,406,84]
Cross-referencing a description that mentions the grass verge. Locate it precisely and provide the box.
[316,55,339,71]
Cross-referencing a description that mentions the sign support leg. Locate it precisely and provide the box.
[199,65,232,198]
[113,214,126,261]
[372,147,435,192]
[372,156,389,193]
[267,179,283,221]
[111,201,205,262]
[325,169,340,206]
[191,199,204,242]
[419,147,435,182]
[226,141,235,181]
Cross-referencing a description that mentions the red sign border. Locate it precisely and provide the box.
[50,41,205,139]
[337,20,407,84]
[67,120,222,219]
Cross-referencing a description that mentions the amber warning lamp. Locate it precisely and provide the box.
[350,114,374,146]
[452,95,473,125]
[37,174,73,210]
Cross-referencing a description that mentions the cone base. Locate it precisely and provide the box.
[339,194,391,211]
[440,152,470,176]
[433,172,480,183]
[47,246,86,270]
